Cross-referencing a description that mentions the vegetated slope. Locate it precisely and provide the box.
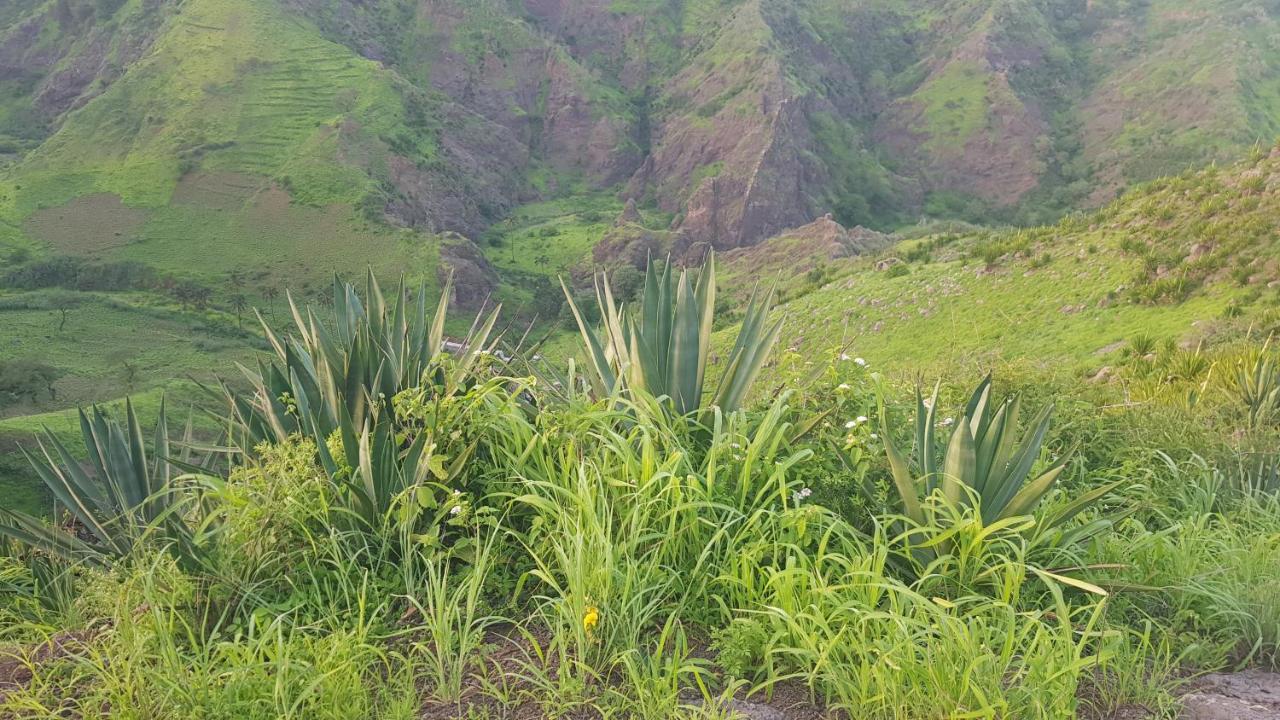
[762,145,1280,375]
[1,0,1279,434]
[5,0,1280,268]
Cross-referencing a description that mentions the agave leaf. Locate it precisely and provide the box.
[941,417,975,508]
[430,275,453,360]
[711,285,783,413]
[881,407,924,525]
[920,382,941,485]
[1041,477,1126,530]
[990,397,1022,486]
[561,277,616,397]
[965,375,992,436]
[973,400,1008,500]
[669,269,703,414]
[0,508,102,563]
[988,404,1056,512]
[1000,462,1067,521]
[23,441,120,555]
[1030,566,1108,597]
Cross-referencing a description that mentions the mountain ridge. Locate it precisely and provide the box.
[4,0,1280,267]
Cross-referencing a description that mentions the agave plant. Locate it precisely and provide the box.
[0,401,199,567]
[1235,345,1280,430]
[881,376,1120,534]
[1228,451,1280,497]
[562,254,783,417]
[218,272,500,527]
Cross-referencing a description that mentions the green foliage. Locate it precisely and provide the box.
[219,272,501,529]
[1235,345,1280,430]
[0,401,199,567]
[881,376,1121,540]
[563,254,783,417]
[0,360,60,407]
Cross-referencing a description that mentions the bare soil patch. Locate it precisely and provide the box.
[23,194,148,256]
[170,171,266,211]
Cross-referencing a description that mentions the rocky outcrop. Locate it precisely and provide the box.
[0,0,176,127]
[380,104,530,238]
[871,8,1054,208]
[437,235,499,310]
[518,0,656,90]
[1180,669,1280,720]
[291,0,642,233]
[6,0,1279,254]
[592,200,673,268]
[718,215,891,279]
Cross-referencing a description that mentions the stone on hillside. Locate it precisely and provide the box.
[1181,670,1280,720]
[616,197,642,227]
[437,235,499,309]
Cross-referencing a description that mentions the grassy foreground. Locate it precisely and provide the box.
[0,261,1277,719]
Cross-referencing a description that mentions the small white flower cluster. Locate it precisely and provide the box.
[792,487,813,504]
[845,416,869,429]
[838,352,869,367]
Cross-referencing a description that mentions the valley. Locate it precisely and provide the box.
[1,1,1280,717]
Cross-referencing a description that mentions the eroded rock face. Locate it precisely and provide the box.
[0,1,177,125]
[716,215,891,284]
[871,8,1050,208]
[289,0,642,235]
[380,102,531,238]
[437,235,499,310]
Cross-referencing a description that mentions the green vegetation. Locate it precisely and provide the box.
[1,254,1278,719]
[881,375,1119,545]
[562,255,782,417]
[767,149,1280,376]
[5,2,1280,711]
[0,401,200,567]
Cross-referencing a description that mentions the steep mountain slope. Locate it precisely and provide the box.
[0,0,1276,424]
[757,145,1280,375]
[5,0,1280,272]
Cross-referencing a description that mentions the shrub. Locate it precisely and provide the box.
[0,360,60,407]
[217,272,508,534]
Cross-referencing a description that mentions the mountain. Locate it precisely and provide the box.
[2,0,1280,441]
[3,0,1280,272]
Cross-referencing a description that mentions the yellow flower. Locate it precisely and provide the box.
[582,606,600,634]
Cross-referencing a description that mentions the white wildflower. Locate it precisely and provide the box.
[941,417,954,427]
[856,415,868,424]
[845,420,858,429]
[854,357,867,367]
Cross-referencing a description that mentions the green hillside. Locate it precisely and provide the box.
[758,146,1280,377]
[3,0,1280,515]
